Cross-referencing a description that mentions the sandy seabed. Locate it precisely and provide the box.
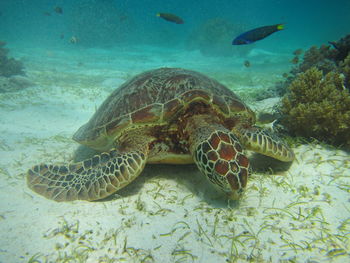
[0,46,349,263]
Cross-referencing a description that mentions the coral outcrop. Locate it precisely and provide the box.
[0,41,24,77]
[339,54,350,89]
[276,34,350,97]
[276,33,350,146]
[280,67,350,146]
[0,41,32,92]
[290,45,336,76]
[291,34,350,77]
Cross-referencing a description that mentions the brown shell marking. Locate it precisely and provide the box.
[131,103,162,123]
[195,130,250,194]
[162,98,183,122]
[74,68,253,148]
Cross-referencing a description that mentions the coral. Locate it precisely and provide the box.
[185,18,252,57]
[0,41,30,92]
[290,45,337,76]
[0,41,25,77]
[339,54,350,89]
[276,34,350,96]
[280,67,350,146]
[292,34,350,76]
[329,34,350,62]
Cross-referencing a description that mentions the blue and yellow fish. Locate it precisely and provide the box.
[232,24,284,45]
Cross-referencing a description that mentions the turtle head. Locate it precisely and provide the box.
[192,130,249,200]
[73,123,113,152]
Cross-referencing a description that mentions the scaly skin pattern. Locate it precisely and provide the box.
[236,126,295,162]
[27,149,147,202]
[27,134,152,202]
[193,130,249,200]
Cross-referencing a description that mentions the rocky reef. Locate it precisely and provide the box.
[185,18,252,57]
[278,34,350,147]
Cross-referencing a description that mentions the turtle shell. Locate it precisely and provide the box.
[73,68,255,150]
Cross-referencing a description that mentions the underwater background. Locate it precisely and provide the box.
[2,0,350,49]
[0,0,350,262]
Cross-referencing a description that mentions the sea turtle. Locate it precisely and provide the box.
[27,68,294,202]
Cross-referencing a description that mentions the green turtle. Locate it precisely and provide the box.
[27,68,294,202]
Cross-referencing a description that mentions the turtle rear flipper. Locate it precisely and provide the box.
[237,126,294,162]
[27,135,152,202]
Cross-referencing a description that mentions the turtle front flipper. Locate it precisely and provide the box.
[236,126,294,162]
[27,135,153,202]
[186,115,250,200]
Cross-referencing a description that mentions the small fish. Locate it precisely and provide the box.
[43,12,51,16]
[232,24,284,45]
[291,56,299,64]
[243,60,251,67]
[54,6,63,14]
[293,48,303,56]
[70,36,78,44]
[328,41,339,50]
[156,13,184,24]
[282,73,289,78]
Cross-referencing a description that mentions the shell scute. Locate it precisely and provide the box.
[131,103,162,124]
[75,68,254,148]
[225,97,248,113]
[179,89,211,104]
[212,95,229,115]
[163,98,183,122]
[105,115,131,137]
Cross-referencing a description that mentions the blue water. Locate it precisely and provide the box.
[1,0,349,51]
[1,1,350,263]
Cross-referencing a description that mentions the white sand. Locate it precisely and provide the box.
[0,46,349,262]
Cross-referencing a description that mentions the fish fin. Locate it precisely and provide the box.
[277,24,284,30]
[156,13,160,17]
